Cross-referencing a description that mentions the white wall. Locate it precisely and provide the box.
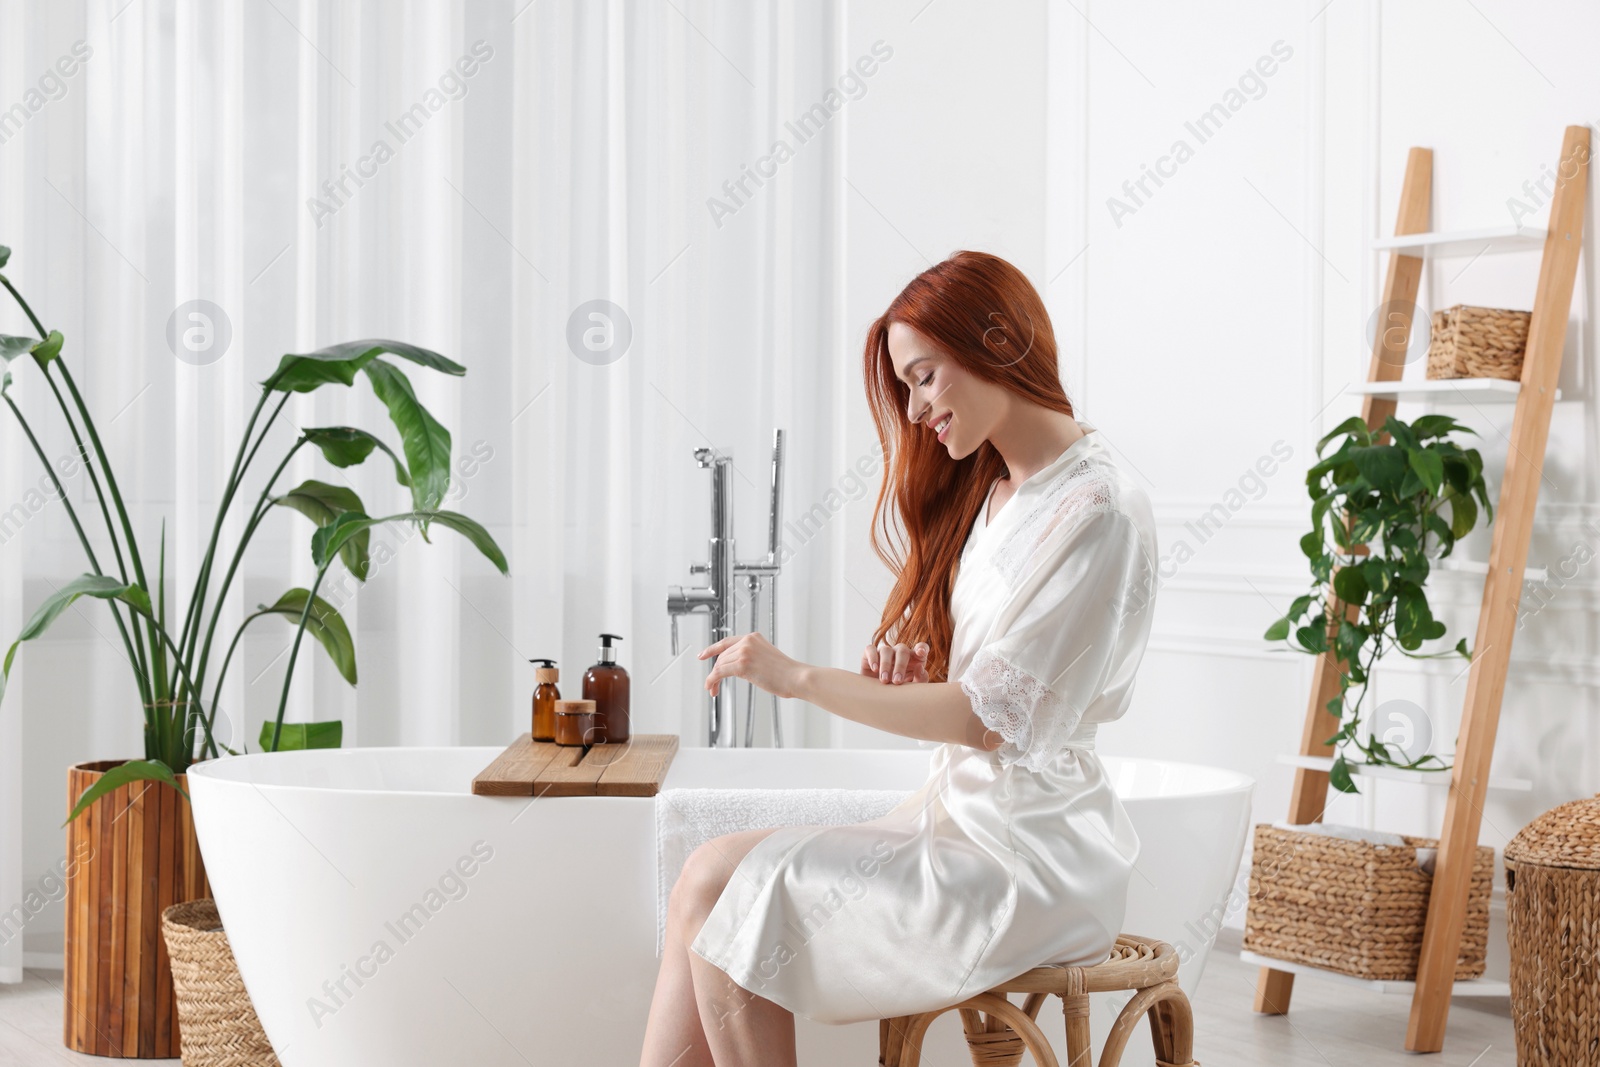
[835,1,1050,746]
[1049,0,1600,946]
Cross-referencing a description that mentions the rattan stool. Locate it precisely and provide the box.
[877,934,1198,1067]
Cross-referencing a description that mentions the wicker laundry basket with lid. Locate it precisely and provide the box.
[161,899,280,1067]
[1505,792,1600,1066]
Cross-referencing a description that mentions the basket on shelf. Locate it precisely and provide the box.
[161,899,280,1067]
[1425,304,1532,381]
[1505,792,1600,1066]
[1242,823,1494,981]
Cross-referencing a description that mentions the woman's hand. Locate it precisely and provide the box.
[699,632,806,699]
[861,640,930,685]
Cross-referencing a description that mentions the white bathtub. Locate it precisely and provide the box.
[188,746,1252,1066]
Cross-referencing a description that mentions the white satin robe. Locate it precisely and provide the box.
[689,426,1159,1025]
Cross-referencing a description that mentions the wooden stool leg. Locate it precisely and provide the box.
[892,1011,942,1067]
[1096,981,1187,1067]
[1147,986,1197,1067]
[1061,993,1092,1067]
[880,1014,918,1066]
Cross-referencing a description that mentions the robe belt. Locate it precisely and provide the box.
[1060,721,1098,750]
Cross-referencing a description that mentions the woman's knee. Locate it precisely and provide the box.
[669,840,736,927]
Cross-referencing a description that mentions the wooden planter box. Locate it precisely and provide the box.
[64,760,209,1058]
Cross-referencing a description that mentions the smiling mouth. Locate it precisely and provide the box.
[934,413,952,441]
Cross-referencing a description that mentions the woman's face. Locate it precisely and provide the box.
[887,320,1003,461]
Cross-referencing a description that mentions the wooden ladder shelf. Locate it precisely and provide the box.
[1250,124,1590,1052]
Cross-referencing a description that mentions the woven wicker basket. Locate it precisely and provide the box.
[161,900,280,1067]
[1426,304,1532,381]
[1242,823,1493,981]
[1505,793,1600,1066]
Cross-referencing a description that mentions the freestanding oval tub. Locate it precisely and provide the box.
[188,746,1253,1065]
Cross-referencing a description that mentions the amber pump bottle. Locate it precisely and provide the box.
[582,633,631,743]
[530,659,560,742]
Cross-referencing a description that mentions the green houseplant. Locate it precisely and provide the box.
[1264,413,1493,794]
[0,243,507,1055]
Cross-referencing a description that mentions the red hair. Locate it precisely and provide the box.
[863,251,1075,682]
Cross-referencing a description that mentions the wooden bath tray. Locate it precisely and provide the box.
[471,733,679,798]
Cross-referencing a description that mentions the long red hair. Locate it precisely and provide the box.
[863,251,1075,682]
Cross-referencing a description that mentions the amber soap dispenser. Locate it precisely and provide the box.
[582,633,631,743]
[530,658,560,742]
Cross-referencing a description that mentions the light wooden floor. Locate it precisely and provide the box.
[1191,928,1515,1066]
[0,927,1518,1065]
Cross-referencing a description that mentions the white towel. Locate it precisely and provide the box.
[654,787,913,956]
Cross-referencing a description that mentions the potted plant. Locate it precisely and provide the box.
[0,244,508,1056]
[1264,413,1493,793]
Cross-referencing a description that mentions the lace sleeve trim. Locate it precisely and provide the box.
[957,647,1081,772]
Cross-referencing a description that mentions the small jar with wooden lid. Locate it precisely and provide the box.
[553,699,598,747]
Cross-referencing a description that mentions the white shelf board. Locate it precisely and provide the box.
[1238,949,1509,998]
[1436,556,1549,583]
[1371,225,1547,258]
[1344,378,1561,402]
[1275,753,1532,792]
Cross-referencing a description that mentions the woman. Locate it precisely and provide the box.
[640,250,1158,1067]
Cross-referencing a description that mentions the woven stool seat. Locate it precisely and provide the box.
[878,933,1199,1067]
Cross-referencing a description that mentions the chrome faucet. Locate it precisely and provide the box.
[667,429,786,747]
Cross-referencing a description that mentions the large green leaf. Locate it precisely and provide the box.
[1328,754,1360,794]
[64,759,187,825]
[302,427,410,489]
[1441,456,1474,495]
[273,480,370,580]
[1332,566,1368,605]
[1447,487,1478,540]
[2,576,151,705]
[1407,448,1444,496]
[313,510,508,575]
[1394,581,1432,648]
[1348,446,1407,493]
[1,335,32,394]
[277,478,362,515]
[1317,415,1370,454]
[1335,619,1365,666]
[1411,414,1471,440]
[297,339,465,375]
[0,334,34,362]
[1294,622,1328,654]
[264,355,370,393]
[258,588,358,685]
[362,360,451,511]
[0,245,10,268]
[259,720,343,752]
[264,339,465,394]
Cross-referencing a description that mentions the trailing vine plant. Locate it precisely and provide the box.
[1264,413,1493,793]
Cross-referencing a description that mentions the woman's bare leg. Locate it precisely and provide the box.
[641,885,716,1067]
[684,921,796,1067]
[640,828,792,1067]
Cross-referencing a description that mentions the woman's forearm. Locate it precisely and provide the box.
[791,665,1000,753]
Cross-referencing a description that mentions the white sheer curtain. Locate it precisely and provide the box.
[1,0,845,974]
